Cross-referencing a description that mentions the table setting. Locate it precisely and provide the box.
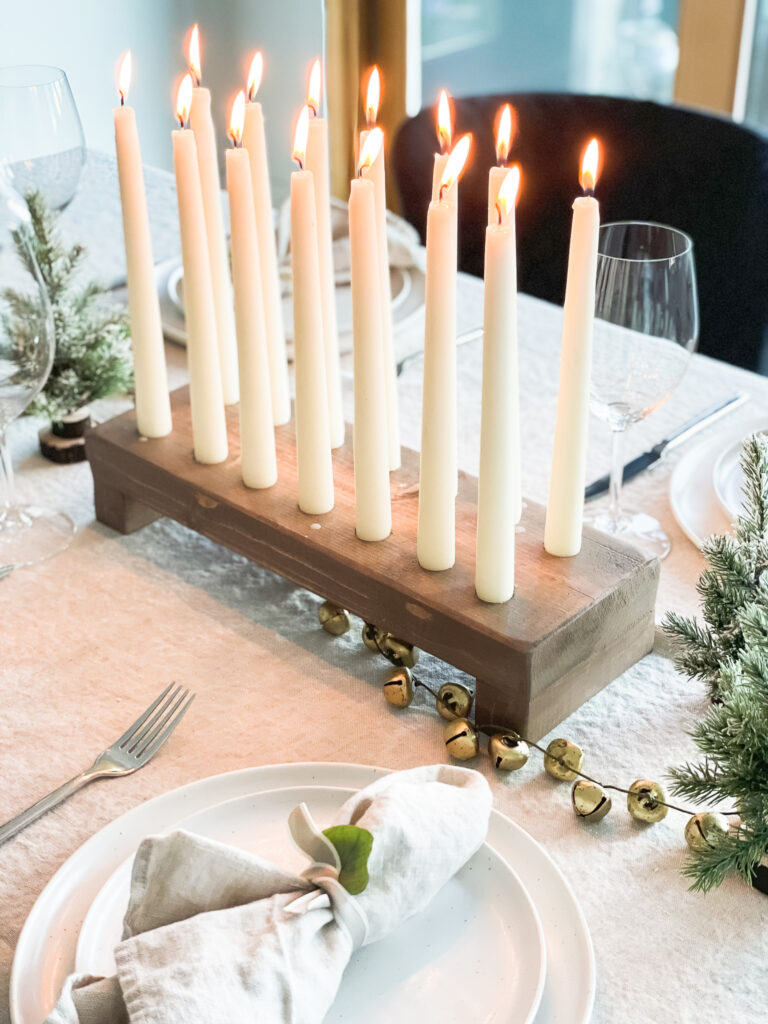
[2,21,768,1024]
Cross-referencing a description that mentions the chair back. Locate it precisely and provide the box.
[391,93,768,369]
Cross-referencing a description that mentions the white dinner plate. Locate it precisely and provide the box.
[159,261,426,354]
[712,424,768,522]
[11,763,595,1024]
[669,417,767,548]
[75,785,546,1024]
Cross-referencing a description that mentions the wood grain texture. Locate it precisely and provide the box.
[86,387,660,740]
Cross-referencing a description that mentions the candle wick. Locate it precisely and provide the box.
[495,201,503,225]
[120,93,125,107]
[307,102,317,118]
[177,114,185,129]
[293,156,304,171]
[439,182,448,201]
[192,71,201,88]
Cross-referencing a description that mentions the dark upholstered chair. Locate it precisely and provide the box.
[391,93,768,371]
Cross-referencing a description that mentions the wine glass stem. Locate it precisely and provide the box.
[608,427,625,525]
[0,429,16,509]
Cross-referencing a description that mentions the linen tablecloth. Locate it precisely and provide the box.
[2,154,767,1024]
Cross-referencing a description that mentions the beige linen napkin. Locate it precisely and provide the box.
[46,765,492,1024]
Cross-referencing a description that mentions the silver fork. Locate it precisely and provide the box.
[0,683,195,846]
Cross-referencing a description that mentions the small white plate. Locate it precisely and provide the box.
[669,418,768,548]
[712,425,768,522]
[75,785,546,1024]
[669,435,734,549]
[159,261,425,354]
[12,763,595,1024]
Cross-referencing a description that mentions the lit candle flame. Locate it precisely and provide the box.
[248,51,263,102]
[495,164,521,223]
[358,126,384,175]
[365,65,381,127]
[307,58,321,116]
[117,50,132,105]
[495,103,514,166]
[580,137,600,194]
[229,90,246,146]
[188,24,201,85]
[436,89,453,153]
[292,105,310,168]
[438,132,471,198]
[176,73,194,128]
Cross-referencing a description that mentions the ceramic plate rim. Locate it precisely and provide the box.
[711,423,768,522]
[669,416,767,549]
[74,783,546,1024]
[11,762,595,1024]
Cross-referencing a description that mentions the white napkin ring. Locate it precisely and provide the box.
[286,803,369,950]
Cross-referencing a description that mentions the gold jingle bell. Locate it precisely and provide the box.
[362,622,382,652]
[380,634,420,669]
[571,780,612,822]
[444,719,479,761]
[627,779,669,823]
[544,738,584,781]
[383,668,414,709]
[436,682,473,721]
[685,812,729,852]
[317,601,350,636]
[488,732,529,771]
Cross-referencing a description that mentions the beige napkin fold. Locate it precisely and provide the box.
[46,765,492,1024]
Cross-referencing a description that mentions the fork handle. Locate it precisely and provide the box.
[0,770,98,845]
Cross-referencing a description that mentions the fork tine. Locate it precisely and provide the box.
[131,687,190,757]
[114,683,176,749]
[125,684,185,754]
[136,692,195,763]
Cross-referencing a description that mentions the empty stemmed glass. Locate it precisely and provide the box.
[0,65,85,210]
[586,221,698,559]
[0,187,74,570]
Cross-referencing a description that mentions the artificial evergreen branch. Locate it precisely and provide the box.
[666,435,768,892]
[662,436,768,700]
[1,190,133,422]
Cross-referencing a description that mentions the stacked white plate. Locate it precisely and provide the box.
[11,762,595,1024]
[158,201,427,353]
[670,418,766,548]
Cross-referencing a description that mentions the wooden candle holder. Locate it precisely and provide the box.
[86,386,660,741]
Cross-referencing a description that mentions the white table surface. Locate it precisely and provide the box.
[1,154,767,1024]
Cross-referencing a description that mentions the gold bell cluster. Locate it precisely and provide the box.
[317,600,732,854]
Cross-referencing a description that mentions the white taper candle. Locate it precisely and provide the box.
[172,82,227,464]
[113,54,171,439]
[225,95,276,489]
[242,73,290,426]
[476,166,521,603]
[544,140,601,557]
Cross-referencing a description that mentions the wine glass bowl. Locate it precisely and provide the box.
[0,65,85,210]
[587,221,698,558]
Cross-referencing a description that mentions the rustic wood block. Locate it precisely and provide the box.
[85,387,660,740]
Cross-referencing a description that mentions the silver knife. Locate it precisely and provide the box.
[585,394,750,500]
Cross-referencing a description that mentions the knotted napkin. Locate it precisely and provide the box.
[46,765,492,1024]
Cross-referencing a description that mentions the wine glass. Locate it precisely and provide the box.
[586,221,698,559]
[0,185,74,570]
[0,65,85,210]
